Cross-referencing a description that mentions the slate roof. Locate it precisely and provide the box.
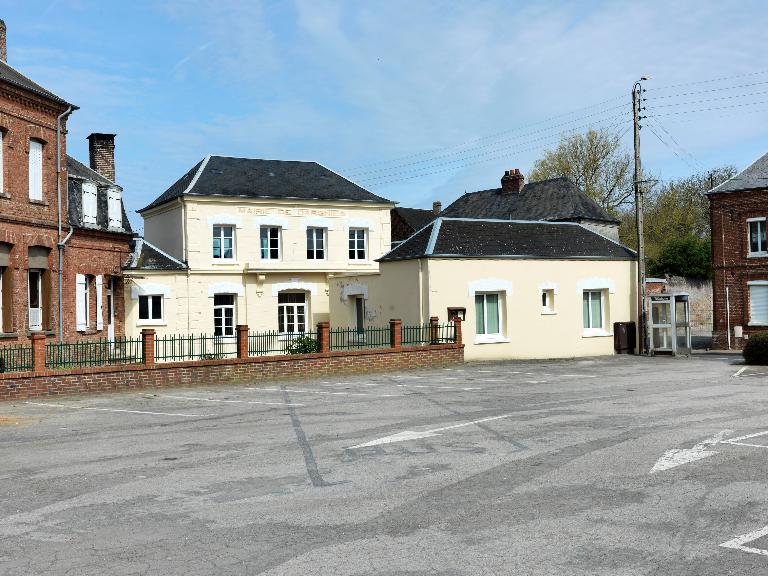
[140,156,394,212]
[708,152,768,194]
[440,177,619,224]
[392,207,435,231]
[0,60,72,107]
[66,155,133,235]
[125,238,187,270]
[379,218,636,262]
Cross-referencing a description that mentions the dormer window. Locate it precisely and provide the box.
[107,188,122,228]
[82,182,97,225]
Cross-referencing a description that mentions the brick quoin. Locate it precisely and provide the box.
[710,188,768,349]
[0,344,464,402]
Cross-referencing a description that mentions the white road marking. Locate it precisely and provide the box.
[650,430,732,473]
[734,367,748,377]
[159,394,303,407]
[720,429,768,448]
[245,387,396,398]
[24,401,209,418]
[721,525,768,556]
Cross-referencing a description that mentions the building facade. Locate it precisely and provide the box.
[709,152,768,349]
[125,156,394,338]
[330,217,637,360]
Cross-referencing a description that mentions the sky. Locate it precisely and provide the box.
[3,0,768,232]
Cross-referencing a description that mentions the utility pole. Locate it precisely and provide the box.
[633,77,648,354]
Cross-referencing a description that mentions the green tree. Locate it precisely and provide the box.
[529,128,632,215]
[647,236,711,279]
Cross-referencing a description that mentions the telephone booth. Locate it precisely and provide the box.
[648,293,691,355]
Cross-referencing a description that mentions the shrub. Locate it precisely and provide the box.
[743,332,768,365]
[286,336,320,355]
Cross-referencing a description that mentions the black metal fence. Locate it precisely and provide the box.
[0,344,33,373]
[45,337,143,369]
[155,333,237,362]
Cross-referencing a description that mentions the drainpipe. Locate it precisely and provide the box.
[55,106,73,341]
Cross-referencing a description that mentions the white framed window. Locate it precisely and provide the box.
[0,130,5,195]
[541,289,555,314]
[107,188,122,228]
[82,182,98,225]
[475,292,504,344]
[278,292,307,334]
[748,218,767,256]
[138,294,164,324]
[213,294,235,337]
[349,228,366,260]
[582,290,605,334]
[76,274,90,330]
[260,227,280,260]
[28,139,43,201]
[306,227,326,260]
[28,270,43,331]
[212,225,235,260]
[749,283,768,326]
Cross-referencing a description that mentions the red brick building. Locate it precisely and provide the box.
[0,21,133,343]
[709,152,768,349]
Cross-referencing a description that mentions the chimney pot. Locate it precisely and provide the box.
[87,133,116,182]
[432,201,442,215]
[500,168,524,193]
[0,20,7,63]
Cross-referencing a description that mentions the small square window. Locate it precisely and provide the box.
[138,295,163,322]
[541,289,555,314]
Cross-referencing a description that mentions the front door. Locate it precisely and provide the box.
[106,278,115,341]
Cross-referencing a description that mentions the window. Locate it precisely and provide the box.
[212,225,235,260]
[542,289,555,314]
[0,130,4,195]
[28,139,43,201]
[260,227,280,260]
[355,296,365,332]
[138,295,163,323]
[583,290,603,330]
[107,188,122,228]
[76,274,90,330]
[278,292,306,334]
[307,227,326,260]
[749,219,767,255]
[82,182,98,225]
[475,293,500,335]
[749,283,768,325]
[213,294,235,337]
[0,267,4,332]
[349,228,366,260]
[28,270,42,331]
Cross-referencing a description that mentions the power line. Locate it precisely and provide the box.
[649,79,768,99]
[649,89,768,108]
[645,119,703,173]
[646,98,768,116]
[648,117,707,173]
[650,69,768,91]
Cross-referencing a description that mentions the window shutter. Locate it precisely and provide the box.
[0,131,4,195]
[95,275,103,330]
[76,274,86,330]
[82,183,97,225]
[107,188,122,228]
[750,285,768,325]
[29,140,43,201]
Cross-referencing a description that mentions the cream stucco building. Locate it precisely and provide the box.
[124,156,394,338]
[330,217,637,360]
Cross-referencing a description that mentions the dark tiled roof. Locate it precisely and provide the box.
[392,207,435,231]
[0,60,72,107]
[708,152,768,194]
[66,155,133,234]
[379,218,636,262]
[125,238,187,270]
[441,177,619,224]
[140,156,394,212]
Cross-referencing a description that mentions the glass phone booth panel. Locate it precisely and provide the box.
[648,293,691,355]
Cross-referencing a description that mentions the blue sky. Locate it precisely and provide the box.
[3,0,768,232]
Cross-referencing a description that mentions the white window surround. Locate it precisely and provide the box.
[475,334,510,344]
[582,290,612,337]
[344,217,375,231]
[213,224,236,261]
[137,294,165,326]
[747,218,767,257]
[271,281,318,297]
[302,216,336,231]
[576,277,615,294]
[207,282,245,297]
[131,284,172,300]
[474,291,508,345]
[340,283,368,300]
[207,214,244,229]
[467,278,513,297]
[254,215,289,230]
[538,281,558,294]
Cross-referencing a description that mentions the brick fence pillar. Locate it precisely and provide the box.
[389,318,402,348]
[31,333,46,374]
[141,329,156,365]
[317,321,330,353]
[236,324,249,358]
[453,316,463,345]
[429,316,439,344]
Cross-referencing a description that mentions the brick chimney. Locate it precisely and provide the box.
[500,168,524,193]
[87,133,116,182]
[0,20,7,63]
[432,201,442,215]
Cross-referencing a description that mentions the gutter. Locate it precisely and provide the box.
[56,106,74,342]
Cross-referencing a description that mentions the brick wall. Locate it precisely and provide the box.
[0,344,464,402]
[709,188,768,349]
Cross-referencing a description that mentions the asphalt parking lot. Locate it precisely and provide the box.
[3,354,768,575]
